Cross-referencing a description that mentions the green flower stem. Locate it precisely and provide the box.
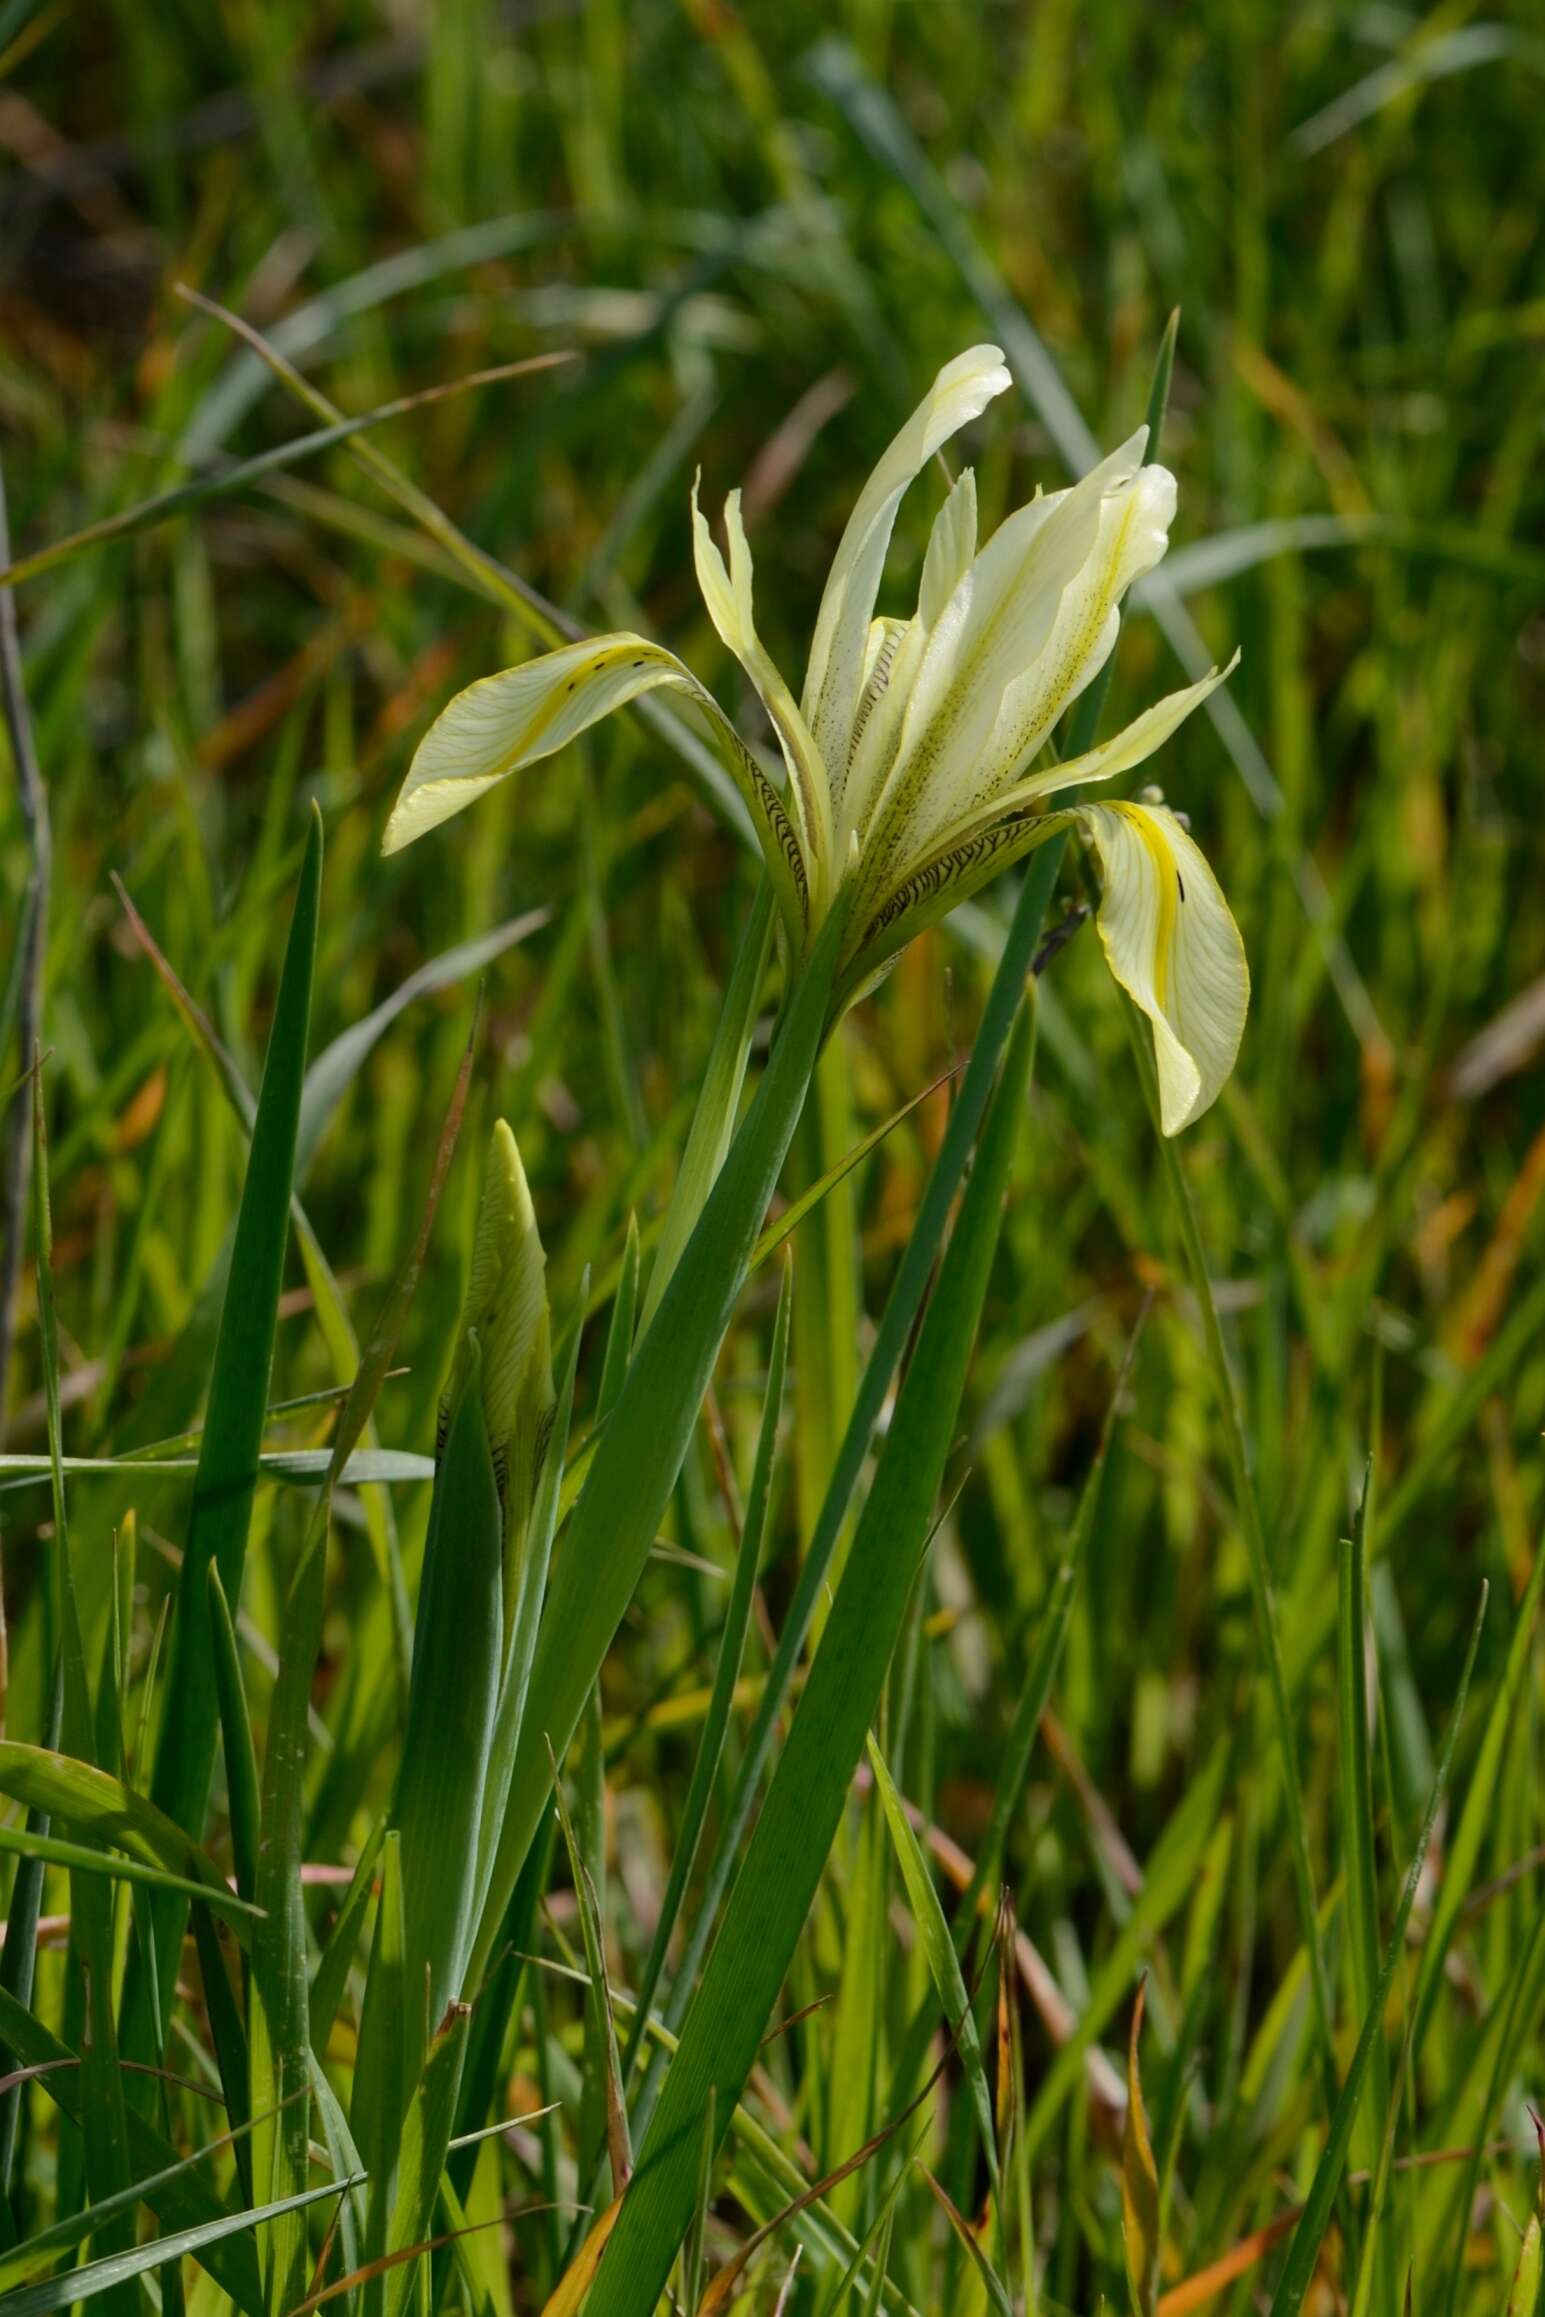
[465,896,848,1993]
[633,838,1066,2140]
[586,988,1035,2317]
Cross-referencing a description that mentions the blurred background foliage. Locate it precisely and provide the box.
[1,0,1543,2307]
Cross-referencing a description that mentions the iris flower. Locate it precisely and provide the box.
[384,345,1248,1132]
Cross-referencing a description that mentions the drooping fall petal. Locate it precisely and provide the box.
[382,632,813,946]
[1078,800,1249,1134]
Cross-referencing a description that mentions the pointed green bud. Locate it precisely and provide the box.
[444,1120,556,1583]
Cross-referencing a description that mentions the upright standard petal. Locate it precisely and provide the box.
[690,481,833,895]
[917,464,979,630]
[976,461,1177,800]
[835,466,982,852]
[800,344,1012,776]
[872,450,1172,881]
[1078,801,1249,1135]
[856,434,1149,880]
[381,633,814,950]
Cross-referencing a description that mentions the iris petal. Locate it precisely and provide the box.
[1078,801,1249,1134]
[690,481,832,891]
[856,434,1153,888]
[800,344,1012,777]
[382,632,814,949]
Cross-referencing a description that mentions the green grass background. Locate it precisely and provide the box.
[1,0,1543,2310]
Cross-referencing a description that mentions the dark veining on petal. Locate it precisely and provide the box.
[846,623,906,767]
[867,809,1039,938]
[737,740,809,918]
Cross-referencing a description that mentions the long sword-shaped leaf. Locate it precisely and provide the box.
[620,1265,792,2086]
[126,806,321,2061]
[584,998,1035,2315]
[640,843,1064,2136]
[466,898,848,1991]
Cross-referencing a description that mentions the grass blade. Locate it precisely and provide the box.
[620,1263,792,2085]
[1267,1586,1488,2317]
[294,910,544,1184]
[549,1742,631,2198]
[866,1735,997,2190]
[381,2004,471,2317]
[1410,1534,1545,2063]
[0,1988,263,2313]
[0,2177,359,2317]
[0,1821,257,1922]
[251,1005,479,2313]
[126,805,321,2057]
[1121,1982,1161,2317]
[26,1073,135,2306]
[958,1309,1145,1927]
[1336,1483,1396,2316]
[0,1673,58,2213]
[208,1566,260,1905]
[0,360,573,590]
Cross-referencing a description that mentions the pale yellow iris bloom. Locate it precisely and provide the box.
[385,345,1248,1132]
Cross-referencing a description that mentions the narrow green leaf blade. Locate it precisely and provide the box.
[0,2177,357,2317]
[469,897,846,1988]
[585,998,1035,2315]
[866,1735,997,2187]
[1268,1587,1488,2317]
[130,805,322,2051]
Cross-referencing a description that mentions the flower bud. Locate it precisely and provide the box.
[444,1119,555,1586]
